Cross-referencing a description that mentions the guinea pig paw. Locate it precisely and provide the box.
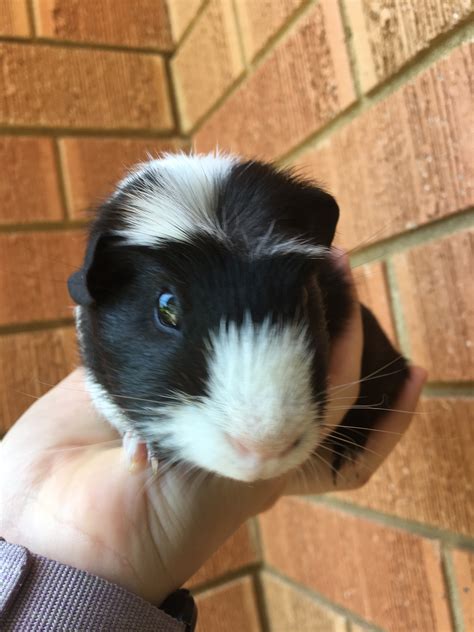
[123,432,148,473]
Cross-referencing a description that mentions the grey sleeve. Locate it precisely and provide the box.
[0,539,196,631]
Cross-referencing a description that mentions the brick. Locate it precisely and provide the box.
[195,576,260,632]
[340,398,474,537]
[393,229,473,381]
[0,0,30,36]
[33,0,173,50]
[172,0,244,132]
[0,327,77,433]
[186,522,259,589]
[295,44,473,250]
[353,262,397,344]
[346,0,474,91]
[0,230,85,326]
[194,0,355,159]
[235,0,305,61]
[451,549,474,631]
[261,571,347,632]
[0,136,63,224]
[0,43,173,131]
[59,137,182,217]
[260,498,452,632]
[167,0,203,42]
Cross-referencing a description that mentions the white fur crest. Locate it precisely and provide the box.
[113,151,236,246]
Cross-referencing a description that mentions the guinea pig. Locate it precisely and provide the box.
[68,152,409,483]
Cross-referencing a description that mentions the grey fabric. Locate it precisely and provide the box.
[0,540,186,631]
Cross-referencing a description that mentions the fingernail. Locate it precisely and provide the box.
[412,365,428,386]
[329,247,350,273]
[123,432,148,472]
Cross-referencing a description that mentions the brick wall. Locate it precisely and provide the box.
[1,1,473,630]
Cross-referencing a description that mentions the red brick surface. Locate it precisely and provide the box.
[0,230,84,326]
[235,0,305,61]
[346,0,474,91]
[187,522,259,589]
[260,498,453,632]
[195,576,261,632]
[59,137,182,217]
[172,0,244,131]
[0,43,173,130]
[0,136,63,224]
[341,398,474,537]
[0,327,77,433]
[0,0,30,36]
[393,229,474,381]
[296,43,474,250]
[33,0,173,50]
[261,571,347,632]
[194,1,355,159]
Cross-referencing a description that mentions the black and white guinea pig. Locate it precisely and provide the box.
[68,152,408,483]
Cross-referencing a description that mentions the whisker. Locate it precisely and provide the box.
[321,424,403,436]
[325,432,384,459]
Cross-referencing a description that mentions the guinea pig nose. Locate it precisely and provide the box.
[225,433,304,460]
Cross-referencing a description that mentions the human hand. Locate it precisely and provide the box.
[0,253,425,604]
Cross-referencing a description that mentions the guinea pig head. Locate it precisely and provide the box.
[68,153,340,482]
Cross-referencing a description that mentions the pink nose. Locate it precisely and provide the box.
[225,433,303,460]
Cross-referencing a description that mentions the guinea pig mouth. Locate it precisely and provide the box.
[203,426,320,483]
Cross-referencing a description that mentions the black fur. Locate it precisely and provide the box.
[69,157,408,472]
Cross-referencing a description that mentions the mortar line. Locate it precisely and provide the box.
[0,221,87,234]
[170,0,211,53]
[277,19,474,167]
[251,569,271,632]
[423,384,474,398]
[189,561,262,597]
[187,0,319,138]
[441,545,465,631]
[0,33,174,57]
[0,126,186,140]
[0,317,75,337]
[230,0,249,71]
[385,259,411,359]
[349,208,474,266]
[245,0,314,69]
[338,0,363,98]
[26,0,36,38]
[164,56,184,136]
[262,565,385,631]
[52,137,70,221]
[309,496,474,549]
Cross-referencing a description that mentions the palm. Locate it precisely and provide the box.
[0,370,284,603]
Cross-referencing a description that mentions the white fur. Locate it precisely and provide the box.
[139,316,320,481]
[112,152,329,260]
[113,152,236,246]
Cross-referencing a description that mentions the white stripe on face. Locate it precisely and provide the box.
[148,316,321,481]
[113,152,237,246]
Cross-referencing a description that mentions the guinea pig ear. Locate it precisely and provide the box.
[67,233,102,306]
[68,233,132,306]
[295,185,340,247]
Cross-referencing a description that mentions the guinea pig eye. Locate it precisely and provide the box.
[155,292,180,330]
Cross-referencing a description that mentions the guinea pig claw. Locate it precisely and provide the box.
[123,432,148,472]
[150,455,159,475]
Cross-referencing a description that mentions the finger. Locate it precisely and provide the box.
[284,365,426,495]
[323,249,364,435]
[334,365,427,491]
